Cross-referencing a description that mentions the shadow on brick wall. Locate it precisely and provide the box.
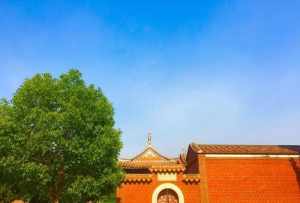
[289,158,300,189]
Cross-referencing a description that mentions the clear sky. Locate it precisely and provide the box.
[1,0,300,157]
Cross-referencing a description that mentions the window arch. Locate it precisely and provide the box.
[152,183,184,203]
[157,189,178,203]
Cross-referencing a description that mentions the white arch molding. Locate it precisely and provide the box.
[152,183,184,203]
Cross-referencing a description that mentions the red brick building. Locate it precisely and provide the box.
[117,136,300,203]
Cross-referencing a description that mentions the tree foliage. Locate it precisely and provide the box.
[0,70,123,203]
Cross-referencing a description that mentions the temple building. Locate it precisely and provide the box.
[117,134,300,203]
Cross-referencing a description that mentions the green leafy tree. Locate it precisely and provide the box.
[0,70,123,203]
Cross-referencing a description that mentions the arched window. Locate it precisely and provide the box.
[152,183,184,203]
[157,189,179,203]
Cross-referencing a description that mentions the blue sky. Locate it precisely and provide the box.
[1,0,300,157]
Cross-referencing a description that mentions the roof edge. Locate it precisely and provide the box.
[189,143,300,155]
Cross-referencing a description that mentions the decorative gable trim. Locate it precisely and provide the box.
[131,146,170,161]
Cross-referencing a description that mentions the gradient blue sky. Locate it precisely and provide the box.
[1,0,300,157]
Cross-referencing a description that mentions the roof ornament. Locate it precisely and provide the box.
[146,131,152,147]
[181,147,187,155]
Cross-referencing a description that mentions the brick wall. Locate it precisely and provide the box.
[205,158,300,203]
[118,150,300,203]
[117,173,201,203]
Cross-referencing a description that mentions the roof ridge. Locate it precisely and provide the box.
[190,143,300,155]
[196,144,300,146]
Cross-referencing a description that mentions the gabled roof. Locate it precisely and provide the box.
[119,145,182,170]
[190,143,300,155]
[119,136,185,171]
[131,145,170,161]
